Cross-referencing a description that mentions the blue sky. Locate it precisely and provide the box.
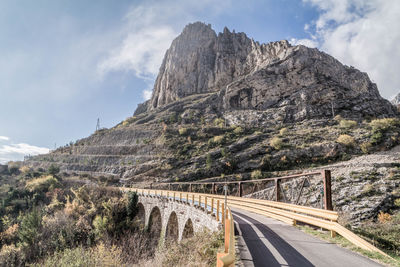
[1,0,399,163]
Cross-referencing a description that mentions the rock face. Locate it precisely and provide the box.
[147,22,397,121]
[392,92,400,105]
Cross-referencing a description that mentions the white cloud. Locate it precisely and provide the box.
[142,89,153,101]
[0,143,49,164]
[302,0,400,99]
[98,0,233,92]
[289,38,318,48]
[0,136,9,141]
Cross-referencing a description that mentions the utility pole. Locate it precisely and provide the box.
[96,118,100,131]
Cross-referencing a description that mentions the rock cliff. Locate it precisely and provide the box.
[147,22,396,121]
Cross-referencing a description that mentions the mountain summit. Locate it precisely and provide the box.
[140,22,396,121]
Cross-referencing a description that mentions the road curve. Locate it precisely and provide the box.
[232,208,382,267]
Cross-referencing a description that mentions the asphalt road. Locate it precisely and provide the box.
[232,209,382,267]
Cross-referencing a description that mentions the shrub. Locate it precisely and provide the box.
[178,128,188,135]
[251,170,262,179]
[0,244,23,267]
[214,118,225,127]
[270,136,283,150]
[213,135,225,144]
[126,192,138,220]
[233,126,244,135]
[394,198,400,207]
[25,175,60,193]
[377,211,392,223]
[18,209,42,247]
[48,164,60,175]
[93,215,108,240]
[279,127,288,136]
[206,154,212,169]
[339,119,357,129]
[369,118,399,131]
[36,243,122,267]
[360,142,372,154]
[337,134,355,147]
[19,166,31,174]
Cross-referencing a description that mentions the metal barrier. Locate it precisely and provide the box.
[216,207,235,267]
[123,187,388,258]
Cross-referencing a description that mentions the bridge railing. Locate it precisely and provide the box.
[149,170,333,210]
[217,207,235,267]
[124,184,388,258]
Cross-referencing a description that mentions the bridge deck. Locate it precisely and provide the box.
[232,209,382,267]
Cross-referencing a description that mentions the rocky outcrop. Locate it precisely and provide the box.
[392,92,400,105]
[147,22,397,121]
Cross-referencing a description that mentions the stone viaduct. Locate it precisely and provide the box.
[136,193,220,243]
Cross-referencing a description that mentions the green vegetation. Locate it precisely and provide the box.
[250,170,263,179]
[339,119,357,129]
[270,136,283,150]
[337,134,356,147]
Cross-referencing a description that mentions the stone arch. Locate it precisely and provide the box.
[136,202,145,228]
[165,211,179,243]
[148,206,162,238]
[182,218,194,239]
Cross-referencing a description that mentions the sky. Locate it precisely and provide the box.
[0,0,399,163]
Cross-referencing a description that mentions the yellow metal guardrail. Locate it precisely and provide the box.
[122,187,388,259]
[216,207,235,267]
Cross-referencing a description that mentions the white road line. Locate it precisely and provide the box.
[234,213,289,266]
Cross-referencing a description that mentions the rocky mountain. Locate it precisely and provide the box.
[392,92,400,106]
[144,22,396,122]
[26,22,400,223]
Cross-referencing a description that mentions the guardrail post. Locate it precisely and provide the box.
[192,194,195,206]
[189,183,192,192]
[275,179,281,202]
[211,198,214,215]
[205,196,208,212]
[221,203,225,225]
[186,193,189,204]
[217,200,220,221]
[199,195,202,208]
[173,192,176,201]
[238,182,243,197]
[179,192,182,201]
[322,170,333,210]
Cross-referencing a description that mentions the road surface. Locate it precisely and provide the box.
[232,209,382,267]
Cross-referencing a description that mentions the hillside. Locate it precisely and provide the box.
[25,22,400,223]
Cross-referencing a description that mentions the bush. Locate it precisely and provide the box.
[206,154,212,169]
[212,135,225,144]
[337,134,356,147]
[25,175,60,193]
[48,164,60,175]
[178,128,188,136]
[270,136,283,150]
[251,170,262,179]
[18,209,42,247]
[0,244,24,267]
[126,192,138,220]
[360,142,372,154]
[93,215,108,240]
[35,243,122,267]
[233,126,244,135]
[279,127,288,136]
[377,211,392,223]
[369,118,399,131]
[214,118,225,128]
[339,119,357,129]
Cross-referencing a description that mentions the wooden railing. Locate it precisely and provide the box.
[216,207,235,267]
[123,187,388,258]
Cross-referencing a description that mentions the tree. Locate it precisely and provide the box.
[48,164,60,175]
[126,192,138,220]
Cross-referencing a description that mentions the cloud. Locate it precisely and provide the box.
[0,136,9,141]
[301,0,400,99]
[0,143,50,164]
[98,0,233,90]
[289,38,318,48]
[142,89,153,101]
